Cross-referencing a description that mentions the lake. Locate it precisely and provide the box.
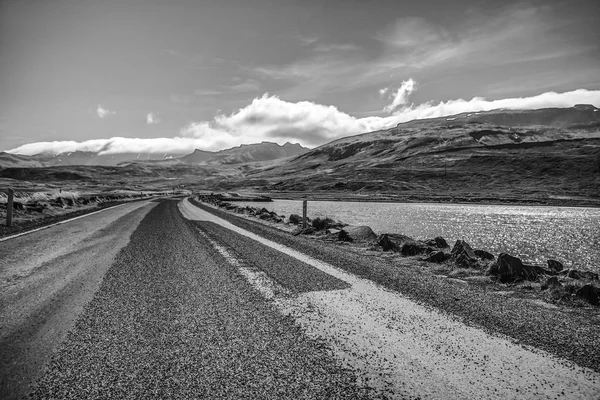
[233,199,600,272]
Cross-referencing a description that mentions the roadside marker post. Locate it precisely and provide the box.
[6,188,14,227]
[302,199,308,229]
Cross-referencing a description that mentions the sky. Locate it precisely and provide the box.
[1,0,600,155]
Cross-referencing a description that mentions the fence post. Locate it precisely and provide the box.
[6,188,14,227]
[302,199,307,229]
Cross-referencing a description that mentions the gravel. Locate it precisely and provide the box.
[30,200,373,399]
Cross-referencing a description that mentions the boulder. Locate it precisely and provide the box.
[547,259,564,272]
[378,234,399,252]
[424,251,449,263]
[340,226,377,242]
[576,284,599,305]
[401,240,432,256]
[559,269,599,281]
[425,236,449,248]
[288,214,302,224]
[451,240,477,259]
[541,276,562,291]
[451,240,478,268]
[474,249,495,261]
[455,253,479,269]
[326,228,341,235]
[495,253,538,282]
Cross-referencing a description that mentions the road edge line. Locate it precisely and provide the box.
[0,203,130,243]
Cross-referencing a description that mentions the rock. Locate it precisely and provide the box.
[451,240,477,259]
[341,226,377,242]
[541,276,562,290]
[559,269,599,281]
[576,284,599,305]
[424,251,449,263]
[426,236,449,248]
[378,234,399,252]
[326,228,341,235]
[474,249,495,261]
[401,240,432,256]
[451,240,478,268]
[288,214,302,224]
[259,213,272,220]
[547,259,564,272]
[455,253,478,269]
[495,253,538,282]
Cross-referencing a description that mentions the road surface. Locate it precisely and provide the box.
[1,198,599,399]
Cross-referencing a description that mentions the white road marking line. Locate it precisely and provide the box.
[0,202,135,243]
[180,198,600,399]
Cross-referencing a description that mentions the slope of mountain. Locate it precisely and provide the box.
[0,152,47,168]
[239,105,600,203]
[35,151,188,167]
[181,141,309,164]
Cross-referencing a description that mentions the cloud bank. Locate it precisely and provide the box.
[9,86,600,156]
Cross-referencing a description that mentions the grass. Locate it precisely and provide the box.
[0,190,81,204]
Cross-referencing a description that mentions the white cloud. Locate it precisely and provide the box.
[379,87,389,96]
[96,104,116,119]
[383,79,416,113]
[146,112,160,124]
[8,88,600,156]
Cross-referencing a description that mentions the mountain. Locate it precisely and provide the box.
[239,105,600,203]
[1,142,309,168]
[180,141,309,164]
[36,151,188,167]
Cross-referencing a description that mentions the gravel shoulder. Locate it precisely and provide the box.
[29,200,370,399]
[188,198,600,374]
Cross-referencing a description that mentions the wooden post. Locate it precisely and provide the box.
[302,199,307,229]
[6,188,14,227]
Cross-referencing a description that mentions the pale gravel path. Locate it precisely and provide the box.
[181,198,600,399]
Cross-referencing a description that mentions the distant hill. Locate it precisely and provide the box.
[0,152,47,168]
[241,105,600,202]
[2,142,309,168]
[180,142,309,164]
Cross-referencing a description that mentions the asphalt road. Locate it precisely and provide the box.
[2,198,600,399]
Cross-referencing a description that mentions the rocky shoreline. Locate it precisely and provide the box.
[197,194,600,308]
